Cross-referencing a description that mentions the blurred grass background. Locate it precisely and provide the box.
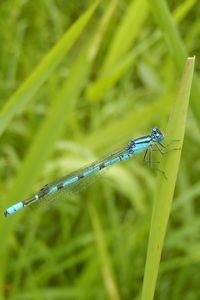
[0,0,199,299]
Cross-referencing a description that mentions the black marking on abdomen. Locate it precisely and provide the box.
[57,183,64,190]
[37,185,49,198]
[78,174,85,180]
[98,163,106,170]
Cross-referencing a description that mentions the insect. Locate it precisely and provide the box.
[4,127,164,216]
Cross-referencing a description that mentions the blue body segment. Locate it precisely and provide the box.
[4,128,164,216]
[5,202,24,215]
[63,176,79,187]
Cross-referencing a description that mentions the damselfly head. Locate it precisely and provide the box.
[151,127,164,142]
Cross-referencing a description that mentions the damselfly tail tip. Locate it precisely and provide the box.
[4,202,24,217]
[4,210,10,217]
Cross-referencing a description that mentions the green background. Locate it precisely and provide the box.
[0,1,199,299]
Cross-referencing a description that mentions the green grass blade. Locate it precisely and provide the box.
[86,36,157,102]
[141,56,195,300]
[88,203,121,300]
[0,1,99,136]
[86,0,149,101]
[101,0,149,72]
[147,0,187,69]
[147,0,200,123]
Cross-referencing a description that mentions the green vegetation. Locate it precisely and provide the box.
[0,1,198,299]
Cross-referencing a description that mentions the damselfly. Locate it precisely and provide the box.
[4,127,164,216]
